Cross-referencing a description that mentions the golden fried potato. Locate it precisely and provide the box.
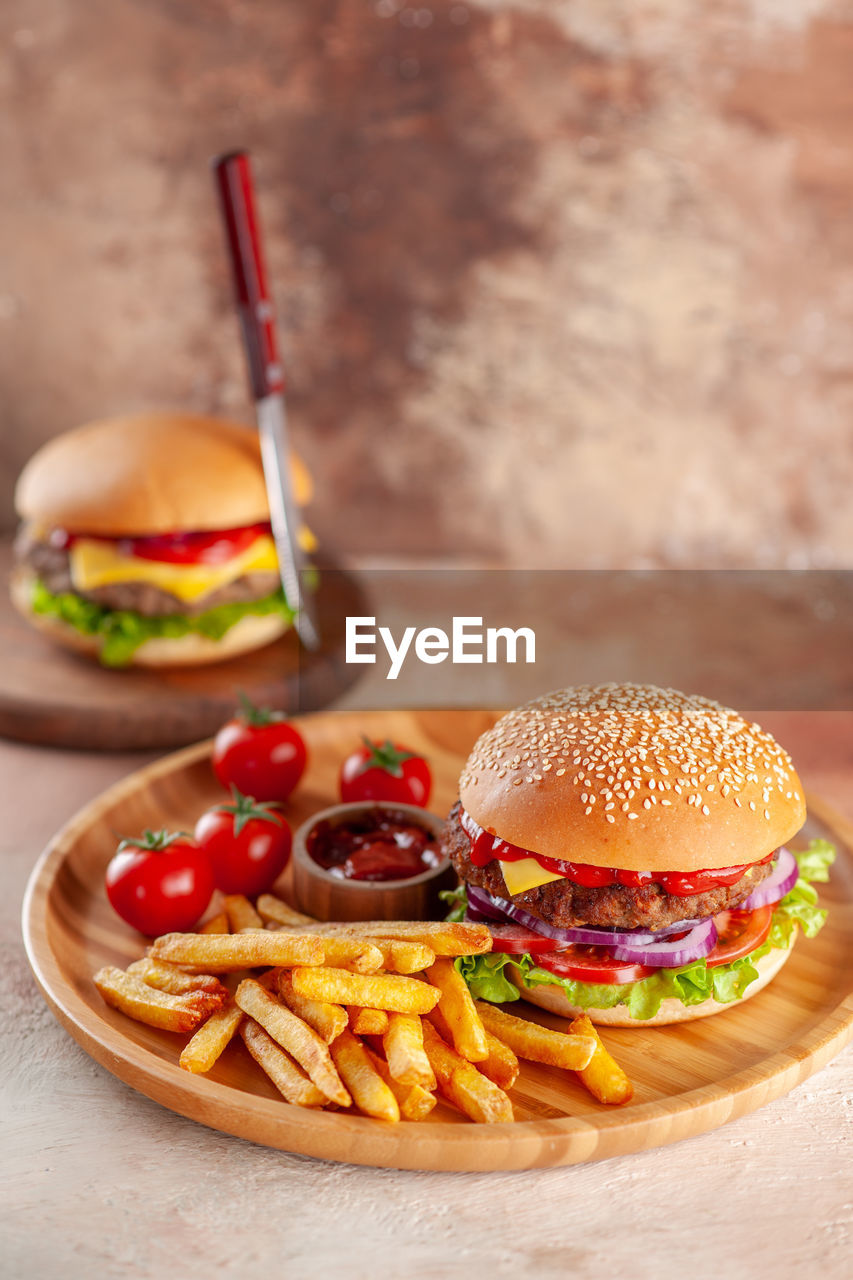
[569,1014,634,1105]
[475,1001,595,1071]
[291,967,441,1015]
[235,978,350,1106]
[330,1031,399,1123]
[179,999,244,1073]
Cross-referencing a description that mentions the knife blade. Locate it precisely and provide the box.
[256,392,319,651]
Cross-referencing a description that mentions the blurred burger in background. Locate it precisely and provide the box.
[11,412,314,667]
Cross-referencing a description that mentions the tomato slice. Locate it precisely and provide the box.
[705,905,773,968]
[488,904,774,985]
[485,924,558,954]
[533,947,656,985]
[118,523,270,565]
[487,925,655,982]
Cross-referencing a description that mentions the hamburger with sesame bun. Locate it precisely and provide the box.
[11,411,314,668]
[442,684,835,1025]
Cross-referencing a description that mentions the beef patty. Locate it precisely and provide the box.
[15,531,280,617]
[441,801,773,932]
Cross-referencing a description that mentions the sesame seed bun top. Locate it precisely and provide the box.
[15,412,312,537]
[458,684,806,873]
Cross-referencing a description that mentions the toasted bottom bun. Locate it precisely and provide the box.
[507,942,794,1027]
[11,570,290,668]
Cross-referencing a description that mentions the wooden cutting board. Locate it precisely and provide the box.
[0,539,365,750]
[21,707,853,1172]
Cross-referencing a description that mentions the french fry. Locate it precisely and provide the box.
[291,966,441,1015]
[260,911,434,972]
[330,1030,399,1123]
[150,931,324,972]
[240,1020,327,1107]
[256,894,316,927]
[427,957,488,1062]
[257,899,382,971]
[431,1003,519,1088]
[286,920,492,957]
[277,970,347,1044]
[318,937,384,974]
[179,998,244,1073]
[93,966,220,1034]
[479,1030,520,1092]
[384,940,436,974]
[199,911,229,934]
[474,1001,596,1071]
[126,958,228,1000]
[421,1021,513,1124]
[382,1012,436,1090]
[348,1007,390,1036]
[223,895,264,932]
[366,1047,437,1121]
[569,1014,634,1105]
[235,978,350,1106]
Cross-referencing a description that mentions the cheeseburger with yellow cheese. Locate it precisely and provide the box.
[12,411,313,667]
[444,684,835,1025]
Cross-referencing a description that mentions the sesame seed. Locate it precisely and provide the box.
[457,683,798,828]
[702,804,710,816]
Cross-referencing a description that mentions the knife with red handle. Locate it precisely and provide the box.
[212,149,320,651]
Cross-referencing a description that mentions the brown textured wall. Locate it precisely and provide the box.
[1,0,852,567]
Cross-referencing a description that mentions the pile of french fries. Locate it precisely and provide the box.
[93,892,632,1124]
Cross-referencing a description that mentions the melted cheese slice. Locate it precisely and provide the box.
[69,534,279,605]
[499,857,566,896]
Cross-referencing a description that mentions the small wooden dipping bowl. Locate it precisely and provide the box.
[292,801,457,922]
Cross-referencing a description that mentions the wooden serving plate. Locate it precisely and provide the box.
[21,708,853,1172]
[0,539,365,751]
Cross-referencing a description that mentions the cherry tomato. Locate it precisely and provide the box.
[105,830,214,936]
[705,905,773,968]
[339,737,432,807]
[194,788,292,896]
[531,947,656,985]
[212,694,307,803]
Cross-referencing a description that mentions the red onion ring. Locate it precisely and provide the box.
[466,884,705,946]
[739,847,797,911]
[609,917,718,966]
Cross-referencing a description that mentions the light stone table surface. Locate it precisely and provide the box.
[2,714,851,1280]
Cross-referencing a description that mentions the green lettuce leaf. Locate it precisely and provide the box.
[30,578,294,667]
[454,839,835,1021]
[440,884,469,923]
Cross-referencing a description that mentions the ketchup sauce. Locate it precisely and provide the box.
[307,808,442,882]
[462,811,770,897]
